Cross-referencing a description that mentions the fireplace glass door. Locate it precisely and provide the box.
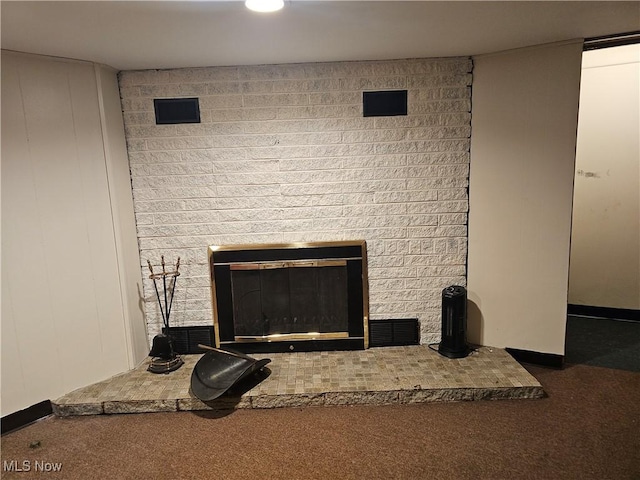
[230,261,349,339]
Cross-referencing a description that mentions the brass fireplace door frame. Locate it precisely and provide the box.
[208,241,370,349]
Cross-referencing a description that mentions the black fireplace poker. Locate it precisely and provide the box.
[147,256,184,373]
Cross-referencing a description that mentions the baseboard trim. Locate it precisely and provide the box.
[506,348,564,369]
[1,400,53,435]
[568,304,639,322]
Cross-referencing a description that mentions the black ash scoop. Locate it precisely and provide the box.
[190,345,271,402]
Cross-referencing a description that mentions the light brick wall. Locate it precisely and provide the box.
[118,57,471,345]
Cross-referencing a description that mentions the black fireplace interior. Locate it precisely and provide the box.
[231,265,349,337]
[210,242,368,353]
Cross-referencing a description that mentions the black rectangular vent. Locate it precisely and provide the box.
[154,97,200,124]
[363,90,408,117]
[369,318,420,347]
[167,326,215,354]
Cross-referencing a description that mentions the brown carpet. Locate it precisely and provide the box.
[2,363,639,480]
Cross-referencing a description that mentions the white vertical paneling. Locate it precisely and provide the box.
[67,61,129,372]
[467,41,583,355]
[95,64,149,365]
[2,54,64,410]
[0,282,25,410]
[1,52,131,415]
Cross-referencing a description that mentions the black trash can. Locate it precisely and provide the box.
[438,285,469,359]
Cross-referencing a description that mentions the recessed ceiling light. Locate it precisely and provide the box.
[245,0,284,13]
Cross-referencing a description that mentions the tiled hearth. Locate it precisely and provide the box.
[53,346,543,416]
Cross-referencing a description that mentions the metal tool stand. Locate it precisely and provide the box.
[147,256,184,373]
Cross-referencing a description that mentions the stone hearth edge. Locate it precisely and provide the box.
[53,346,544,416]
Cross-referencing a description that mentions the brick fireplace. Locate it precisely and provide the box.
[118,57,471,347]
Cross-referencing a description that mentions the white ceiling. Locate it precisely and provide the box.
[1,1,639,71]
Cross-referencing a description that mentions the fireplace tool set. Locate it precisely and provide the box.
[147,256,184,373]
[146,255,270,401]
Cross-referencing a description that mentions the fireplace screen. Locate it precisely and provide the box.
[209,241,369,353]
[231,262,349,338]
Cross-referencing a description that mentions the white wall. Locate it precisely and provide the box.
[1,52,147,416]
[467,41,583,355]
[118,58,472,345]
[95,64,150,364]
[568,44,640,310]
